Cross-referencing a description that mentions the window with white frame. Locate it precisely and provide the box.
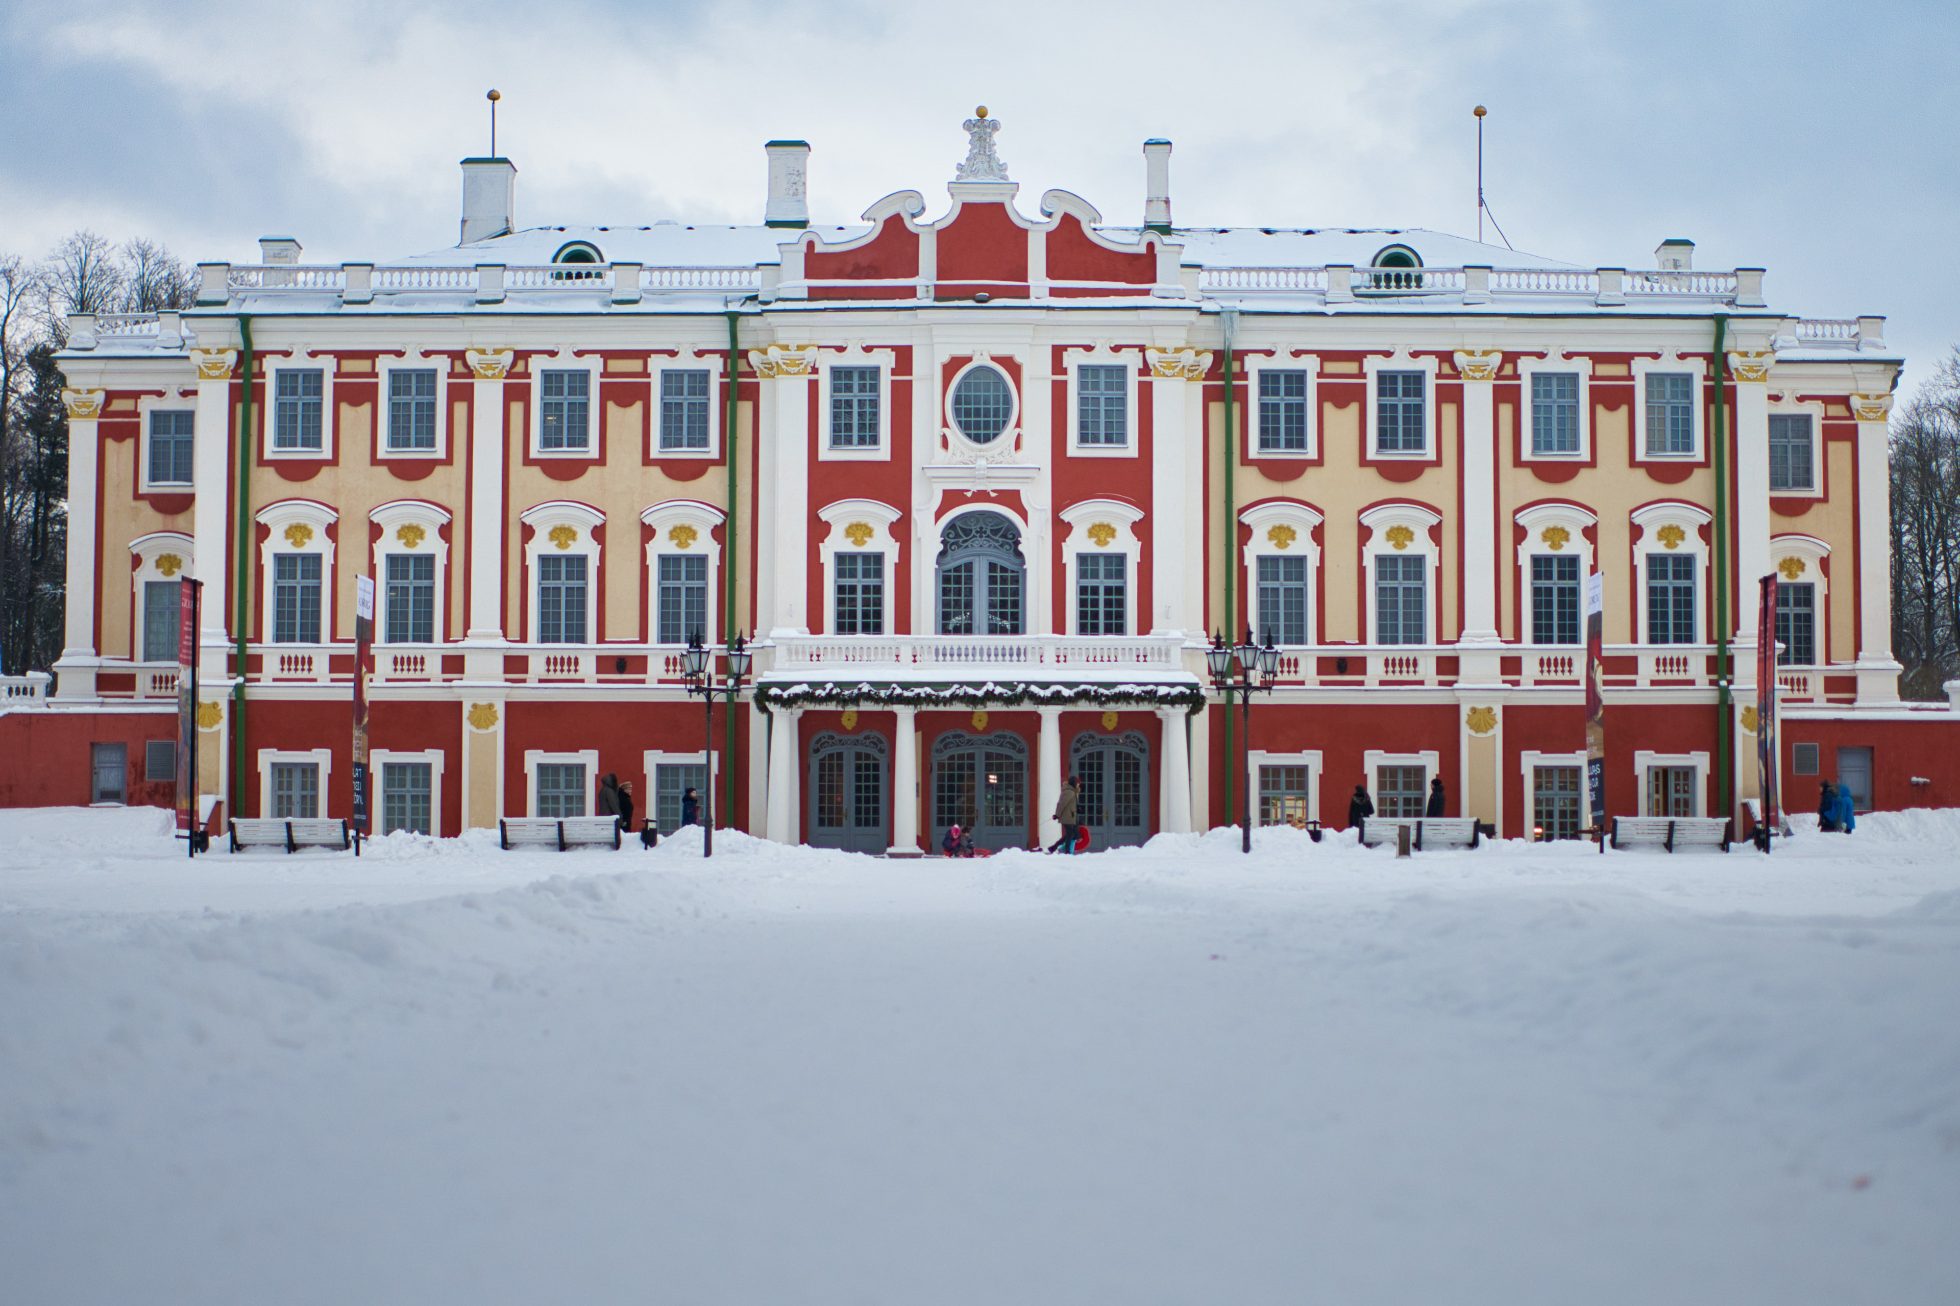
[659,369,713,452]
[642,501,725,646]
[1531,555,1581,645]
[147,410,194,485]
[1375,554,1427,645]
[656,554,708,645]
[538,369,591,452]
[1058,501,1142,638]
[1531,372,1581,455]
[270,760,321,818]
[273,368,325,452]
[650,756,710,834]
[834,552,884,635]
[1644,373,1695,455]
[534,761,589,818]
[1259,764,1312,827]
[380,760,433,834]
[1377,764,1428,818]
[1532,764,1584,839]
[1075,553,1128,636]
[140,580,179,662]
[1635,750,1706,817]
[522,503,604,644]
[1362,504,1440,646]
[1646,553,1697,645]
[1075,364,1129,448]
[1375,370,1427,454]
[1515,504,1596,645]
[1242,501,1323,646]
[130,533,194,661]
[536,554,588,644]
[272,554,323,644]
[383,553,435,644]
[1256,556,1308,646]
[386,368,439,452]
[1257,369,1312,453]
[1768,414,1816,492]
[818,501,900,638]
[1631,504,1709,649]
[1776,582,1816,665]
[949,364,1015,445]
[829,365,881,449]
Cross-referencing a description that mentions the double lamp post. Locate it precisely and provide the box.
[681,631,752,858]
[1207,630,1280,854]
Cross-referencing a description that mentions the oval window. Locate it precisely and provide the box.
[951,366,1013,444]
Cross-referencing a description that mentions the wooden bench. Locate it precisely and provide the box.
[1358,817,1482,851]
[1610,815,1732,853]
[498,816,622,851]
[228,817,352,854]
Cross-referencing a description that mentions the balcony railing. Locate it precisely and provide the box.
[768,634,1190,679]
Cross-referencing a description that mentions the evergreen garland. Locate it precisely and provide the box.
[752,680,1206,715]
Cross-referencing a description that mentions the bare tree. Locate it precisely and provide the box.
[1889,347,1960,699]
[121,238,197,313]
[38,230,126,338]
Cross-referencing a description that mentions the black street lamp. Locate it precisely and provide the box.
[681,630,752,857]
[1208,628,1279,853]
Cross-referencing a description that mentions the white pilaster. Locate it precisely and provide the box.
[464,350,511,645]
[55,389,105,687]
[1037,706,1063,848]
[1189,698,1211,829]
[1454,350,1500,646]
[1851,392,1902,702]
[1158,707,1192,834]
[1729,354,1772,640]
[188,351,237,682]
[765,705,801,843]
[1146,348,1211,637]
[750,344,816,636]
[889,705,920,854]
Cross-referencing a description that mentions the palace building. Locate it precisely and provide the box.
[9,109,1960,848]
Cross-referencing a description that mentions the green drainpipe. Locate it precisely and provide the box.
[1220,309,1238,831]
[231,315,256,816]
[1711,315,1732,821]
[724,310,742,829]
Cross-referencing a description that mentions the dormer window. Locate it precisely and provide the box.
[1367,244,1423,292]
[550,241,604,281]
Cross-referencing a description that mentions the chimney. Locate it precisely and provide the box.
[1655,238,1694,271]
[1143,139,1173,233]
[460,157,517,245]
[259,236,302,265]
[765,140,810,229]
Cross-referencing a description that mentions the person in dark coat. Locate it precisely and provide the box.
[1818,781,1840,832]
[597,773,621,818]
[1835,783,1857,834]
[1348,784,1374,832]
[941,823,974,857]
[1048,776,1081,854]
[1425,777,1446,818]
[680,786,700,828]
[616,779,636,835]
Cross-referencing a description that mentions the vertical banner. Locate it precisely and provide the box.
[1757,572,1780,846]
[352,575,375,844]
[1585,571,1606,843]
[176,577,202,844]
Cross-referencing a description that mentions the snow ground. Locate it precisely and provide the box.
[2,807,1957,1306]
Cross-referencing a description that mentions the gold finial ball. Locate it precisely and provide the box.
[975,105,988,119]
[487,88,502,102]
[1473,104,1487,117]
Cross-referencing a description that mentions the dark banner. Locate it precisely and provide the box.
[176,577,201,840]
[1585,571,1605,836]
[1757,573,1780,838]
[352,575,374,838]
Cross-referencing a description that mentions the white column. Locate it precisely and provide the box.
[1851,392,1902,702]
[1146,348,1210,637]
[1454,350,1500,647]
[188,351,238,683]
[751,345,815,636]
[1158,706,1192,834]
[1037,706,1063,848]
[889,705,920,854]
[764,706,801,843]
[1729,356,1772,641]
[1189,698,1211,829]
[56,389,105,679]
[464,350,511,643]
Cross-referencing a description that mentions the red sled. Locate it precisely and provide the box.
[1074,827,1092,852]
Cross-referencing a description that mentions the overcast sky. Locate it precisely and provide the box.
[3,0,1954,396]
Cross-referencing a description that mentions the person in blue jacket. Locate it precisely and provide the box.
[1834,782,1857,834]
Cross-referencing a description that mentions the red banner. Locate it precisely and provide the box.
[1757,573,1780,841]
[176,577,199,840]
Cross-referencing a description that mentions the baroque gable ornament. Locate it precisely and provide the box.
[749,343,818,378]
[1778,556,1807,580]
[1266,524,1297,550]
[843,521,875,548]
[1385,525,1416,551]
[189,349,237,381]
[669,524,699,550]
[1147,348,1213,382]
[1086,522,1117,548]
[282,523,314,548]
[1657,524,1687,550]
[1541,525,1571,552]
[1465,706,1498,736]
[60,388,105,419]
[1728,350,1773,383]
[1849,392,1892,422]
[155,553,184,578]
[466,702,500,732]
[395,524,426,549]
[1453,349,1502,382]
[548,524,579,550]
[466,348,512,381]
[955,106,1009,182]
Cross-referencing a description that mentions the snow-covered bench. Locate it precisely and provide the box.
[1609,815,1732,853]
[228,817,352,854]
[498,816,621,851]
[1358,817,1482,851]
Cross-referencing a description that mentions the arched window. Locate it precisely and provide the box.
[950,365,1014,444]
[1368,243,1424,292]
[549,241,604,283]
[936,510,1025,635]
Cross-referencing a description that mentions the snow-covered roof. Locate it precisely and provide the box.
[395,223,869,269]
[1112,226,1577,271]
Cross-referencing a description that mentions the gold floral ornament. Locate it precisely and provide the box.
[844,522,874,548]
[466,703,500,732]
[668,524,698,550]
[840,708,859,731]
[1778,556,1806,580]
[1266,524,1298,551]
[1541,526,1570,553]
[1087,522,1117,548]
[395,524,426,549]
[1385,525,1415,551]
[1100,710,1120,731]
[283,523,314,548]
[155,553,184,578]
[1849,393,1892,423]
[195,701,224,731]
[970,710,989,732]
[1740,705,1760,734]
[1657,524,1686,550]
[60,388,106,419]
[548,524,578,550]
[1465,706,1498,736]
[189,349,237,381]
[465,349,512,381]
[1453,349,1501,383]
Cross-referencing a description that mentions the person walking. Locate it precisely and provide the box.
[1425,776,1447,818]
[597,772,622,820]
[680,786,700,828]
[1818,780,1840,832]
[616,778,636,837]
[1348,783,1374,837]
[1048,775,1081,854]
[1834,782,1857,834]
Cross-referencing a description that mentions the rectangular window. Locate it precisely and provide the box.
[1076,364,1129,447]
[534,762,587,819]
[1530,373,1580,455]
[834,552,885,636]
[1644,373,1694,455]
[656,554,708,645]
[1645,553,1697,645]
[1793,741,1820,776]
[386,368,439,452]
[142,579,181,662]
[148,410,194,484]
[1776,582,1816,666]
[384,553,435,644]
[654,762,707,834]
[1075,553,1128,636]
[659,369,712,452]
[539,369,590,452]
[1645,765,1696,817]
[145,739,177,783]
[1257,554,1309,645]
[380,761,433,835]
[1258,764,1312,828]
[1374,553,1427,645]
[536,554,588,644]
[272,369,324,451]
[1532,765,1583,839]
[829,366,881,449]
[1258,370,1311,452]
[272,554,322,644]
[1768,414,1815,492]
[270,761,320,819]
[1531,554,1581,645]
[1375,370,1427,454]
[1377,764,1427,819]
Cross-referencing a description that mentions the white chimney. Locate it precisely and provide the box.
[259,236,302,265]
[765,140,810,229]
[1655,238,1694,271]
[460,157,517,245]
[1143,138,1172,232]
